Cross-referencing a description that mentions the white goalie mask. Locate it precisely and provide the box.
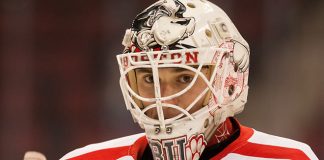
[116,0,250,159]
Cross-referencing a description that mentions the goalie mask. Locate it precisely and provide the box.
[116,0,250,159]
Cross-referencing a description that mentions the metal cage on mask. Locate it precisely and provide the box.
[116,45,245,133]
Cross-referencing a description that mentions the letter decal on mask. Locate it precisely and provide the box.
[149,136,187,160]
[150,141,164,160]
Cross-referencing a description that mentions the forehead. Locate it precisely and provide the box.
[135,66,209,74]
[135,67,191,74]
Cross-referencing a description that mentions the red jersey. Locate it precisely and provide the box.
[60,122,318,160]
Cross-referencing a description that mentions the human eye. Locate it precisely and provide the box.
[143,74,154,83]
[178,74,194,84]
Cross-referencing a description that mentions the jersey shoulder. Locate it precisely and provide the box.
[230,128,318,160]
[60,133,146,160]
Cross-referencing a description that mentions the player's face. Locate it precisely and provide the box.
[135,67,210,119]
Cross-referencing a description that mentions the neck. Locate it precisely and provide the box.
[207,117,235,147]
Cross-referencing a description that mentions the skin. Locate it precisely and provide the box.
[135,66,210,119]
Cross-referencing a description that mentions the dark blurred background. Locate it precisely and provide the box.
[1,0,323,159]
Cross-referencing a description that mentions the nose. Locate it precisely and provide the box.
[160,83,179,105]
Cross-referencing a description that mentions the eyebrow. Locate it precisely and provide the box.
[174,66,209,72]
[135,68,153,74]
[135,66,209,74]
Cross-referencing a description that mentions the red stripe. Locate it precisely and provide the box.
[129,135,148,159]
[69,146,131,160]
[211,123,310,160]
[212,122,254,159]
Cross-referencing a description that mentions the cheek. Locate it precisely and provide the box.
[178,78,208,110]
[187,78,208,96]
[137,82,154,98]
[137,86,159,113]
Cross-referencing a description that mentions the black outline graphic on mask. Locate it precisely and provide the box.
[131,0,195,50]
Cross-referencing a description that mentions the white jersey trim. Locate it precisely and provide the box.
[222,153,289,160]
[60,133,145,160]
[117,156,135,160]
[248,130,318,160]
